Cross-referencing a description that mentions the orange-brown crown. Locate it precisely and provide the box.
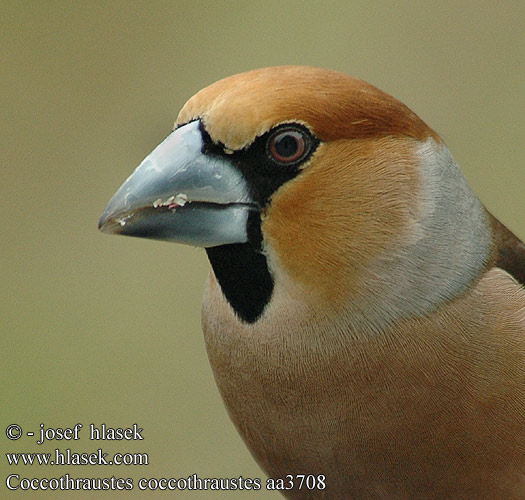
[176,66,440,150]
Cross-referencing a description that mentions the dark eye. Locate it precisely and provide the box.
[267,127,310,165]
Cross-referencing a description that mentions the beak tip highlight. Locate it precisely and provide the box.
[97,210,122,235]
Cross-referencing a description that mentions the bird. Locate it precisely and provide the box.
[99,66,525,499]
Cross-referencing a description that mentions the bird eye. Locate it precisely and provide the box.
[267,127,309,165]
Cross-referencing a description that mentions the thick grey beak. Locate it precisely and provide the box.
[98,120,254,247]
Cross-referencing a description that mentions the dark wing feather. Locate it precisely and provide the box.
[490,213,525,286]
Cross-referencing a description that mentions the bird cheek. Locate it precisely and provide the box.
[261,139,419,308]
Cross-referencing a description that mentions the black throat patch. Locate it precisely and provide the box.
[205,242,273,324]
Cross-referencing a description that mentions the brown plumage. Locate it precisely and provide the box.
[101,66,525,499]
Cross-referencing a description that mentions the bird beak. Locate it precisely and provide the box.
[98,120,254,248]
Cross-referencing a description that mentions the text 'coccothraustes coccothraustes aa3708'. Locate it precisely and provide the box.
[99,66,524,499]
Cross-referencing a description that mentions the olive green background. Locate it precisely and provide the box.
[2,1,523,498]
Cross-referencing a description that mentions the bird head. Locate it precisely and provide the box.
[100,66,491,326]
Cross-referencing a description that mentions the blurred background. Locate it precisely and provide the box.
[2,1,523,498]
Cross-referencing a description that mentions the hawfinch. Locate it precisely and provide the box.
[100,66,525,499]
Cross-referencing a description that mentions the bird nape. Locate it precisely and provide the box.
[100,65,525,500]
